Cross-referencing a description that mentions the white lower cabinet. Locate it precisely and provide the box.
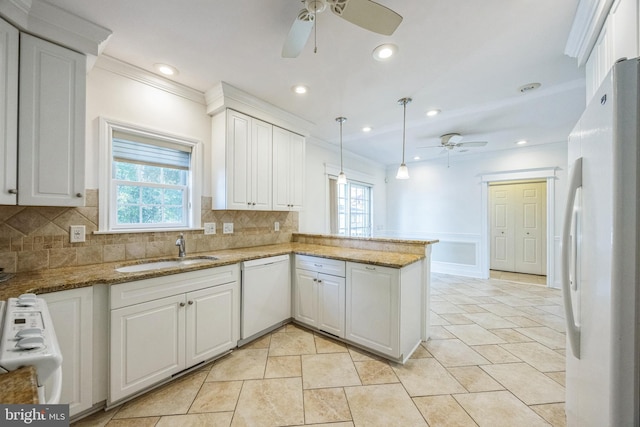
[346,261,422,362]
[41,287,93,417]
[109,265,239,404]
[186,283,238,365]
[294,255,345,338]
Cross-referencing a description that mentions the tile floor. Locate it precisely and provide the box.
[74,273,566,427]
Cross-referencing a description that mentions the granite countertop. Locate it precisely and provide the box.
[0,242,427,301]
[0,366,39,404]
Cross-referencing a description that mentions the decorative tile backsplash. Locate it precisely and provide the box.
[0,190,298,273]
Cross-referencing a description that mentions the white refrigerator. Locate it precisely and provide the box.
[563,56,640,427]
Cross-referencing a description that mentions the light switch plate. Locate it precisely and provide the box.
[204,222,216,235]
[223,223,233,234]
[70,225,86,243]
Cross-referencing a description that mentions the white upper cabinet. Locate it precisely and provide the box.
[0,18,86,207]
[18,33,85,206]
[212,109,272,210]
[273,126,305,211]
[0,17,18,205]
[585,0,639,102]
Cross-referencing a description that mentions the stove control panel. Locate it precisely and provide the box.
[0,294,63,384]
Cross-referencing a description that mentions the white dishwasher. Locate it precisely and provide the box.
[240,254,291,344]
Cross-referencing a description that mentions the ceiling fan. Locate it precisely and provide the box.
[418,133,488,167]
[282,0,403,58]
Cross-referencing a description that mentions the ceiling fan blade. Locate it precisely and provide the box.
[417,145,444,149]
[282,10,315,58]
[459,141,488,147]
[330,0,402,35]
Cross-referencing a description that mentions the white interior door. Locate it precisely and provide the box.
[515,182,547,274]
[490,181,547,275]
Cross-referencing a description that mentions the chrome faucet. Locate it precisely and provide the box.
[175,233,186,257]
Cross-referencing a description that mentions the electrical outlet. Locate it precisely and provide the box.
[274,221,280,232]
[204,222,216,235]
[69,225,86,243]
[223,223,234,234]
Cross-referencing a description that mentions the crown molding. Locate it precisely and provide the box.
[0,0,111,55]
[565,0,614,66]
[205,81,314,137]
[95,55,206,105]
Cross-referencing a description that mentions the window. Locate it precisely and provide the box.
[99,119,200,232]
[330,178,372,237]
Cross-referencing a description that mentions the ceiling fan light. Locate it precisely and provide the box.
[372,43,398,61]
[337,171,347,184]
[396,164,409,179]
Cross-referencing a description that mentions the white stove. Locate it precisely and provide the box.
[0,293,63,404]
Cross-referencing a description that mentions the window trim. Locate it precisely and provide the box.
[325,163,375,237]
[98,117,202,233]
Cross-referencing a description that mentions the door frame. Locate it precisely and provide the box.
[480,168,558,287]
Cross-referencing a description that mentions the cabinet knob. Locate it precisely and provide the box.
[8,189,17,194]
[317,280,322,284]
[76,193,83,198]
[366,266,376,271]
[252,202,256,206]
[188,300,194,305]
[179,302,186,307]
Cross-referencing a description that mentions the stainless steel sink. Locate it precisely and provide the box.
[116,256,218,273]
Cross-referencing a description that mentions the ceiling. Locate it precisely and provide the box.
[46,0,585,166]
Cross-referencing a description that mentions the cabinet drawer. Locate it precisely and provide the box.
[111,264,239,309]
[295,255,345,277]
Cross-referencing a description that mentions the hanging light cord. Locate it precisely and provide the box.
[313,8,317,53]
[398,97,411,164]
[401,100,407,164]
[340,119,344,170]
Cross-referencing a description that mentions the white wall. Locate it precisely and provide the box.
[299,138,387,234]
[85,58,212,193]
[385,142,568,286]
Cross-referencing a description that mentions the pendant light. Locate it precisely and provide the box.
[336,116,347,184]
[396,97,412,179]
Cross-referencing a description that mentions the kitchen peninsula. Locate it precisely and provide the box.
[0,234,436,415]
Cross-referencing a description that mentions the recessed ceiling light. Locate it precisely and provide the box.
[518,82,541,93]
[154,63,178,76]
[516,140,528,145]
[362,126,372,132]
[292,85,308,94]
[426,109,440,117]
[372,43,398,61]
[413,156,421,160]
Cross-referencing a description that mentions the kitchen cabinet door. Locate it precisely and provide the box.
[346,263,399,358]
[42,287,93,417]
[273,126,305,211]
[18,33,86,206]
[294,268,318,328]
[110,294,186,404]
[0,17,18,205]
[225,110,272,210]
[186,282,239,366]
[317,273,345,338]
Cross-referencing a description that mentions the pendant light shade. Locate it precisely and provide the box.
[336,116,347,184]
[396,97,412,179]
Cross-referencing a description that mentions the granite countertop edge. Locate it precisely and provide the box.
[0,242,428,300]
